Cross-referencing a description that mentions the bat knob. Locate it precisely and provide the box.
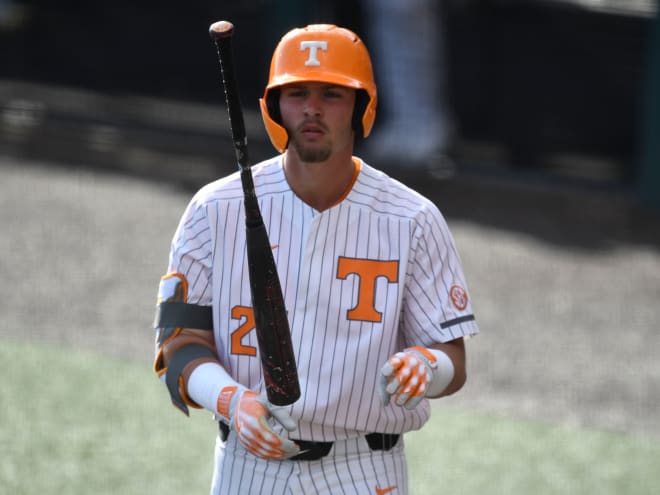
[209,20,234,39]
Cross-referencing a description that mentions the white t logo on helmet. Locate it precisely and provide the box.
[300,41,328,66]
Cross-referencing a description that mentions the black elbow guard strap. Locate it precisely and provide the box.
[156,301,213,331]
[165,344,218,416]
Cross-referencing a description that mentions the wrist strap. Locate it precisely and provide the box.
[405,346,455,397]
[425,348,455,397]
[187,361,243,421]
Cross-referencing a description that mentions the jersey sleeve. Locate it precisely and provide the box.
[167,197,214,306]
[402,204,479,346]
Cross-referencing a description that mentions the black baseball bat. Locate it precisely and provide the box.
[209,20,300,406]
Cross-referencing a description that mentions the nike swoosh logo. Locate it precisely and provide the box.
[375,485,397,495]
[271,244,279,250]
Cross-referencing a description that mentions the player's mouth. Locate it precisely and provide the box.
[299,122,326,138]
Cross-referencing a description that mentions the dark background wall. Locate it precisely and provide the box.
[1,0,658,193]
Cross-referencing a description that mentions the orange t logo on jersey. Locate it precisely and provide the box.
[337,256,399,322]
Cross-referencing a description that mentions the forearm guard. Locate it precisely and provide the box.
[165,344,218,415]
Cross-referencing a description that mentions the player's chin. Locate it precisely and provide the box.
[291,140,332,163]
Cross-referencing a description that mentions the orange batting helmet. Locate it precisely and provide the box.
[259,24,378,152]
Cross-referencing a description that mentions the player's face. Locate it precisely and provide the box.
[279,82,356,163]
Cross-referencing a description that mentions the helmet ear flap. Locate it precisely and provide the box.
[261,88,288,152]
[266,89,282,125]
[352,89,370,138]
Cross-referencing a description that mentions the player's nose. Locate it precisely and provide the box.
[303,93,322,116]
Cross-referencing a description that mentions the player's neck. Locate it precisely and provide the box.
[283,148,357,212]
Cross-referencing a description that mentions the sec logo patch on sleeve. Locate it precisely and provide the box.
[449,285,468,310]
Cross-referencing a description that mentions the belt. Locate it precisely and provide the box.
[219,422,400,461]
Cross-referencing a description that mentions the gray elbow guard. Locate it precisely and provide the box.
[153,272,215,415]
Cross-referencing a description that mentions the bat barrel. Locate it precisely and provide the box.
[247,223,301,406]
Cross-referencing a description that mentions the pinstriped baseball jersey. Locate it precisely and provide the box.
[167,155,479,441]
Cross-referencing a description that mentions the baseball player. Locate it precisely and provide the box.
[153,24,479,495]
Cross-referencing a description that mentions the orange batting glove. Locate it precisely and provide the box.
[218,386,300,460]
[378,346,454,410]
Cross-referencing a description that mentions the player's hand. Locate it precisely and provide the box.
[221,387,300,459]
[378,347,440,410]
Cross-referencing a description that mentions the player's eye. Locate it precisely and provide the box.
[323,88,346,98]
[283,87,307,98]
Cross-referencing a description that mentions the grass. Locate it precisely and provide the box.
[1,340,214,495]
[2,340,659,494]
[406,410,659,495]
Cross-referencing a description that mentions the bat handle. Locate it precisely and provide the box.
[209,20,249,171]
[209,20,234,39]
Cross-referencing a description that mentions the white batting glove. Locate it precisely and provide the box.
[378,346,455,410]
[219,386,300,460]
[186,362,299,460]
